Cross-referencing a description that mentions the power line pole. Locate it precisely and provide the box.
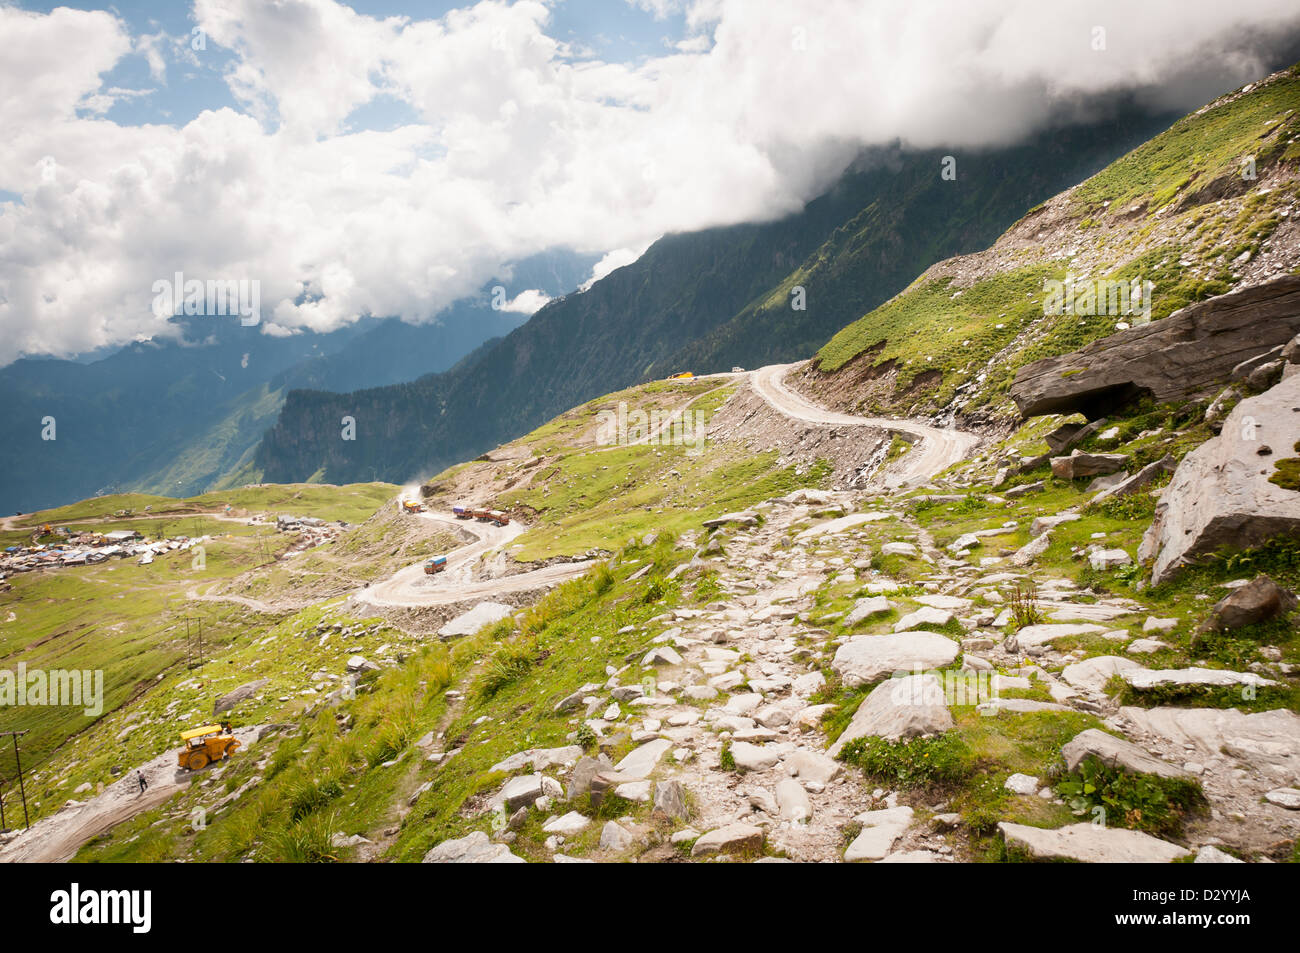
[0,731,30,830]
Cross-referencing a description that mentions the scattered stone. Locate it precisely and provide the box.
[691,823,763,857]
[845,807,914,862]
[1121,667,1278,691]
[1061,656,1142,693]
[776,778,812,823]
[1006,623,1105,653]
[1201,575,1298,632]
[844,596,893,626]
[1264,787,1300,810]
[1089,548,1132,571]
[730,741,781,772]
[1195,845,1244,863]
[608,738,672,780]
[653,780,689,820]
[542,812,591,835]
[213,679,268,715]
[599,821,635,851]
[1051,452,1128,481]
[423,831,525,864]
[893,606,954,632]
[1004,773,1039,795]
[784,749,841,785]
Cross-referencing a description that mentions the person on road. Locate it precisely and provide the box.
[137,771,147,796]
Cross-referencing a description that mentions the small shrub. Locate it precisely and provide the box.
[1009,581,1043,629]
[289,777,344,822]
[1055,757,1206,837]
[838,734,975,790]
[477,640,537,699]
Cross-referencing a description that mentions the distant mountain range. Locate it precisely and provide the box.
[254,108,1178,486]
[0,250,595,513]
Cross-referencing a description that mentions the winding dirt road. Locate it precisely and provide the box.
[359,513,593,608]
[750,362,980,487]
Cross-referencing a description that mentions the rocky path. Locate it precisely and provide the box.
[429,479,1299,863]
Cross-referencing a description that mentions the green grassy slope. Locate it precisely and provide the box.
[812,64,1300,420]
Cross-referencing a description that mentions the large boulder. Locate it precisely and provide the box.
[831,632,960,687]
[999,822,1190,863]
[1140,374,1300,583]
[1201,575,1298,632]
[1060,728,1191,780]
[438,602,514,640]
[1050,451,1127,480]
[827,674,954,758]
[1010,275,1300,419]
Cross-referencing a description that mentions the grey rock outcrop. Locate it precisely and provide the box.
[1011,275,1300,419]
[214,679,268,715]
[1140,374,1300,583]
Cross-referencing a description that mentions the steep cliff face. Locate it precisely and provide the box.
[800,64,1300,426]
[254,113,1175,485]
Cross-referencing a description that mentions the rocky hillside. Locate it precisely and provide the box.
[798,64,1300,428]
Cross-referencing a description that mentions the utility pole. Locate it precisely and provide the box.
[0,731,30,830]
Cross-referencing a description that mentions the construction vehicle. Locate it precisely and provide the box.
[401,500,424,514]
[177,724,241,771]
[424,555,448,574]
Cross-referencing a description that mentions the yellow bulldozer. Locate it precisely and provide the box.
[177,724,241,771]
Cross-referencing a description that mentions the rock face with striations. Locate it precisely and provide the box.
[1010,276,1300,419]
[1140,374,1300,584]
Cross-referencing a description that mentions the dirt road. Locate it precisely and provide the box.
[0,726,262,863]
[750,363,980,487]
[360,513,593,608]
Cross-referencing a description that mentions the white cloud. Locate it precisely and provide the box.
[498,288,552,313]
[2,0,1300,365]
[580,243,653,291]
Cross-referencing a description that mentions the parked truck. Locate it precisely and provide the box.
[452,506,471,519]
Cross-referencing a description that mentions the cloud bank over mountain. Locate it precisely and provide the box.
[3,0,1299,365]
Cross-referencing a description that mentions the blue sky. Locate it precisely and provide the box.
[17,0,690,129]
